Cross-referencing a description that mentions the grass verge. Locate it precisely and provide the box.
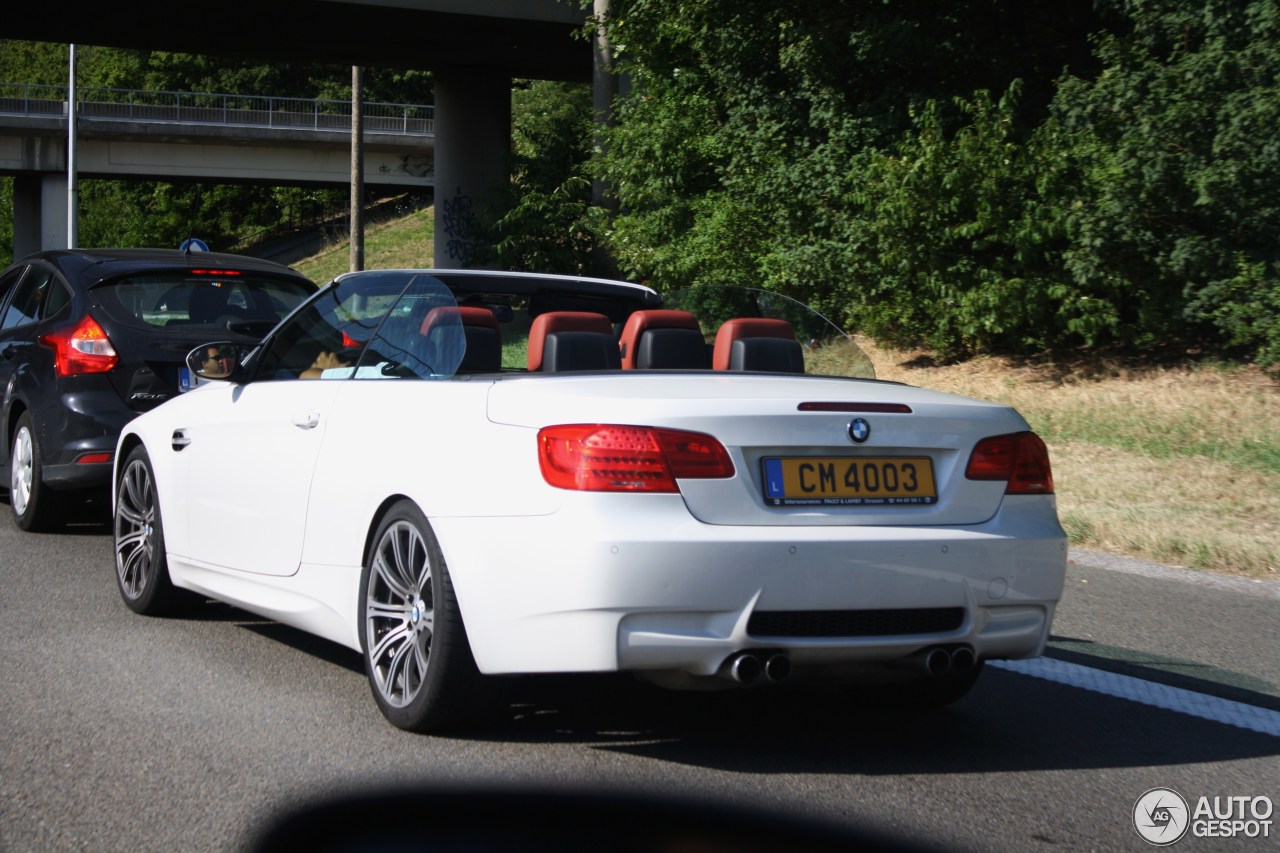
[861,338,1279,578]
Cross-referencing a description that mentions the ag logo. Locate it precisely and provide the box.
[1134,788,1190,846]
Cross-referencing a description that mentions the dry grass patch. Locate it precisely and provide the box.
[859,337,1280,578]
[1052,442,1280,575]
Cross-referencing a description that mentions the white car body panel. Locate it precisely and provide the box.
[181,380,343,576]
[114,270,1068,706]
[485,373,1025,526]
[125,370,1066,674]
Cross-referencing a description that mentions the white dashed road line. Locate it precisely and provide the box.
[991,657,1280,738]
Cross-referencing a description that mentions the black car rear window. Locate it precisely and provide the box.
[94,271,314,332]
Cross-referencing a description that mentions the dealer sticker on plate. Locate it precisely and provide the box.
[762,456,937,506]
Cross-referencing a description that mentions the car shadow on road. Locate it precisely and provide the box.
[450,668,1280,776]
[162,597,1280,776]
[0,491,112,535]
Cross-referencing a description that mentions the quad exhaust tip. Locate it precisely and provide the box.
[723,651,791,685]
[898,644,979,677]
[721,645,974,685]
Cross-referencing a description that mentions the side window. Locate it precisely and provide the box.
[0,268,55,331]
[0,269,22,315]
[0,270,23,334]
[43,278,72,320]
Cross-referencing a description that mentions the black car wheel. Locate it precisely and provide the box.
[9,411,61,532]
[114,445,184,615]
[359,500,495,732]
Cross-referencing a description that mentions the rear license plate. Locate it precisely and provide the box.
[762,457,937,506]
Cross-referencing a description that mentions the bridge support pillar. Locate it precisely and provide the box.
[432,68,511,269]
[12,173,68,256]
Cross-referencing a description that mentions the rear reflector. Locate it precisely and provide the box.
[539,424,735,492]
[39,315,120,376]
[965,432,1055,494]
[75,452,113,465]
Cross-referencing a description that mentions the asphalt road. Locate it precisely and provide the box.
[1,504,1276,852]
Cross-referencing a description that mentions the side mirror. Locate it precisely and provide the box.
[187,342,240,381]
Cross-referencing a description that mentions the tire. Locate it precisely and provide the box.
[359,500,494,732]
[114,445,184,615]
[9,411,62,532]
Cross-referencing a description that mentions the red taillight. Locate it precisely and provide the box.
[538,424,735,492]
[965,431,1054,494]
[39,315,120,376]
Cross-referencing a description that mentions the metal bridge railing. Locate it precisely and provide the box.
[0,82,434,136]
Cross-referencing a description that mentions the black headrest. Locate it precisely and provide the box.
[728,337,805,373]
[541,331,622,372]
[636,328,711,369]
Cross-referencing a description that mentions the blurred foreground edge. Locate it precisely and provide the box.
[246,783,948,853]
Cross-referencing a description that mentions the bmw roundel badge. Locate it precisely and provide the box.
[848,417,871,444]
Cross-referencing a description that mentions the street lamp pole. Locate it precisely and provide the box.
[350,66,364,272]
[67,43,78,248]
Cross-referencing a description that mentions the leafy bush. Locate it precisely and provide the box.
[590,0,1280,365]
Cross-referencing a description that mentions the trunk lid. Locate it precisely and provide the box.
[487,373,1031,527]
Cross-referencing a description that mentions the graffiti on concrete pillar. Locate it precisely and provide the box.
[399,153,433,179]
[442,187,479,263]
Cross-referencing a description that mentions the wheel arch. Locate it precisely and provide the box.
[4,397,28,455]
[113,432,146,509]
[361,494,415,583]
[359,494,479,654]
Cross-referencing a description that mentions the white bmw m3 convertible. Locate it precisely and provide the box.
[112,269,1066,731]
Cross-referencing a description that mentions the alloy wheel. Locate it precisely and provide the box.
[115,457,157,600]
[365,520,434,709]
[10,425,33,516]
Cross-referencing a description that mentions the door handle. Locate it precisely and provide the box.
[171,429,192,451]
[292,411,320,430]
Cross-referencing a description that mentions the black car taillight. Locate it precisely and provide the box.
[39,315,120,376]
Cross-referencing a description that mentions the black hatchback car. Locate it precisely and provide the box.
[0,248,317,531]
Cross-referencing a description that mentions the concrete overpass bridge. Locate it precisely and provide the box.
[1,0,608,267]
[0,85,437,256]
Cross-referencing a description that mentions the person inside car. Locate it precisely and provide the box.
[299,350,350,379]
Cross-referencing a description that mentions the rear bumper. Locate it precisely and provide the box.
[36,389,136,490]
[41,458,115,489]
[432,493,1067,681]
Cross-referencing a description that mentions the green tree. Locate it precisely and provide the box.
[490,79,609,275]
[1047,0,1280,362]
[591,0,1102,306]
